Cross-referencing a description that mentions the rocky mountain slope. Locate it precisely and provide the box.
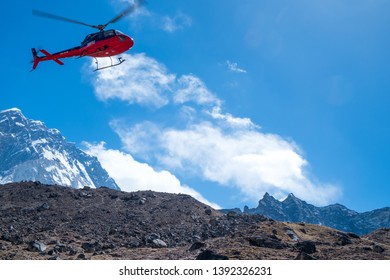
[0,108,118,190]
[0,182,388,260]
[232,193,390,235]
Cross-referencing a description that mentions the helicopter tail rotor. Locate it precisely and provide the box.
[31,48,40,71]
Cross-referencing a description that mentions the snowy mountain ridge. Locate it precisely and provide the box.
[0,108,119,190]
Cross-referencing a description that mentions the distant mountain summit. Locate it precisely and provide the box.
[0,108,119,190]
[223,193,389,235]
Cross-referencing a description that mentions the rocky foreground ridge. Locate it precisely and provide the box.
[0,182,389,260]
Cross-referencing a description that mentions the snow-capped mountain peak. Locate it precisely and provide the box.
[0,108,119,190]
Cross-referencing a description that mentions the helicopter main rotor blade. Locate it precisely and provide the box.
[33,0,146,32]
[32,9,100,30]
[102,0,146,29]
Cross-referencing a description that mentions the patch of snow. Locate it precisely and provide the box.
[42,148,55,161]
[32,139,48,146]
[48,128,61,135]
[0,108,22,114]
[30,120,44,126]
[75,160,96,188]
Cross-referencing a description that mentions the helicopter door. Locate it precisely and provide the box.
[82,33,99,46]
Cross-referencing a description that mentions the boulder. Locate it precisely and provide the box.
[247,235,287,249]
[373,244,385,253]
[28,240,46,253]
[139,198,147,205]
[81,242,102,253]
[0,242,7,251]
[77,253,87,260]
[152,239,167,248]
[337,232,353,246]
[189,241,206,251]
[53,243,67,253]
[285,228,299,241]
[36,203,50,212]
[196,250,229,260]
[296,241,316,254]
[295,252,317,260]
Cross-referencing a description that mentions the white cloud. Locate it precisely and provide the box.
[88,51,341,207]
[209,106,257,129]
[113,120,341,206]
[226,60,247,73]
[161,12,192,33]
[83,142,220,208]
[89,54,223,109]
[116,0,147,13]
[112,0,151,30]
[110,120,160,159]
[90,53,175,108]
[118,1,191,33]
[174,75,221,106]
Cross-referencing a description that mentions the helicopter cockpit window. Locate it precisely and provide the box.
[104,30,115,38]
[118,35,126,42]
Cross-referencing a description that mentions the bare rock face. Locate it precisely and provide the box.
[0,182,389,260]
[296,241,316,254]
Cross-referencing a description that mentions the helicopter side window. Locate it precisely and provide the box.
[82,33,98,46]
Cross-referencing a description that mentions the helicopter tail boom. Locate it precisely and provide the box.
[40,49,65,66]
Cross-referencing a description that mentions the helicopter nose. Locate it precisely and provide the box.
[118,34,134,50]
[128,36,134,48]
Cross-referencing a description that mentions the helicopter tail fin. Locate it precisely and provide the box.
[31,48,40,71]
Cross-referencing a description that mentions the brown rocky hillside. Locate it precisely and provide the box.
[0,182,388,260]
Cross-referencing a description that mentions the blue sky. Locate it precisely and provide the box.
[1,0,389,211]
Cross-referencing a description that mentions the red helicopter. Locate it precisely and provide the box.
[31,1,143,71]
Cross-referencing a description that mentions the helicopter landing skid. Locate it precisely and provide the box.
[93,56,125,71]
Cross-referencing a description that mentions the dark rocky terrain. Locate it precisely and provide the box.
[0,182,389,260]
[228,193,390,235]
